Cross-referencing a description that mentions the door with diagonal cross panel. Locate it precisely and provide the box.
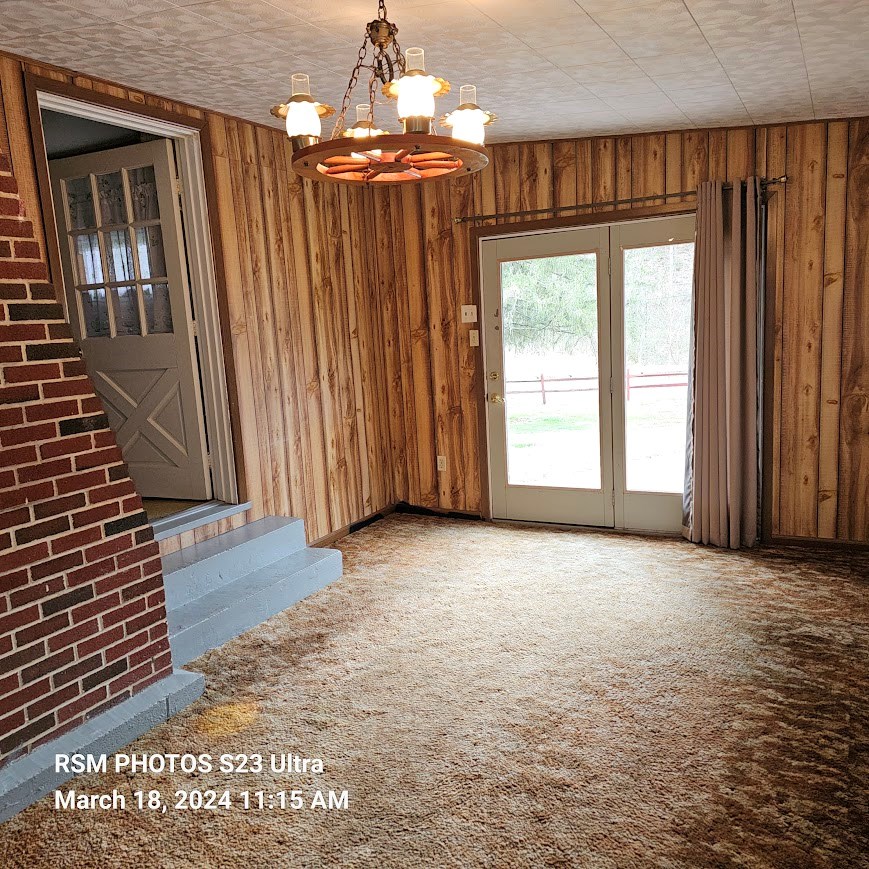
[50,139,211,500]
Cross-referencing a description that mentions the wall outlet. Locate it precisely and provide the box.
[469,329,479,347]
[436,455,446,472]
[461,304,478,323]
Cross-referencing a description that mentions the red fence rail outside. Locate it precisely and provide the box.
[505,370,688,404]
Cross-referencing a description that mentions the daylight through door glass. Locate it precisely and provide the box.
[622,242,694,493]
[500,253,601,489]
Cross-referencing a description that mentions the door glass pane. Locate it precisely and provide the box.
[128,166,159,220]
[96,171,127,224]
[136,225,167,278]
[111,285,141,335]
[65,177,95,230]
[80,287,110,337]
[623,243,694,493]
[142,283,173,334]
[73,233,103,285]
[501,253,601,489]
[105,230,135,282]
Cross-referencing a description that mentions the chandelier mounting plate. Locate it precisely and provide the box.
[291,134,489,184]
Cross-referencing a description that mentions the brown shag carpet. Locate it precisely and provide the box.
[1,514,867,868]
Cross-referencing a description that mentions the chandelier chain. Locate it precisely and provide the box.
[332,35,370,139]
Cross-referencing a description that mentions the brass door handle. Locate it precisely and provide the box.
[489,393,505,404]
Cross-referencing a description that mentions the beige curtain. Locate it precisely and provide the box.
[683,179,762,548]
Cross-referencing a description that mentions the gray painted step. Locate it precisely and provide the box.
[167,546,342,666]
[162,516,307,609]
[0,669,203,823]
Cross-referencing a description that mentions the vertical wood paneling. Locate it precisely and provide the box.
[708,129,728,180]
[682,130,709,190]
[494,143,520,221]
[838,119,869,541]
[779,123,827,537]
[1,52,866,542]
[273,136,323,531]
[765,126,788,535]
[519,142,553,213]
[552,139,577,209]
[591,138,615,212]
[451,174,481,512]
[386,186,417,506]
[726,128,755,179]
[817,122,849,537]
[225,118,275,519]
[387,123,867,542]
[206,115,264,523]
[401,186,438,507]
[576,138,593,205]
[631,133,666,204]
[615,136,632,208]
[422,182,464,509]
[665,132,682,202]
[373,186,409,506]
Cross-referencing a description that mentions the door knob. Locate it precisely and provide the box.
[490,393,505,404]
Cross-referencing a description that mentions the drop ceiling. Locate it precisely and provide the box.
[2,0,867,141]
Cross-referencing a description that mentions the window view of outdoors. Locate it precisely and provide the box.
[623,243,694,493]
[501,253,601,489]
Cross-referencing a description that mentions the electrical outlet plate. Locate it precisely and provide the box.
[436,455,446,471]
[469,329,479,347]
[461,304,477,323]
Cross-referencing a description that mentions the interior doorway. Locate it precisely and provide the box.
[481,214,696,533]
[36,95,241,534]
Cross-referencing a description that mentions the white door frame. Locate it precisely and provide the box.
[37,90,238,505]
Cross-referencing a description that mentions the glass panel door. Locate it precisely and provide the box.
[482,214,695,532]
[482,226,614,527]
[501,253,602,490]
[610,215,696,531]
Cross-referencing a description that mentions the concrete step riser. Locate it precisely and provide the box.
[168,550,342,666]
[162,518,307,609]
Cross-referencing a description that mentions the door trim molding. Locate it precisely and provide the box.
[30,87,239,505]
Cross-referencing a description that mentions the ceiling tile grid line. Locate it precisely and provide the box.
[0,0,866,139]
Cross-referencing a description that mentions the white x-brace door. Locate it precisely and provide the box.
[50,139,211,500]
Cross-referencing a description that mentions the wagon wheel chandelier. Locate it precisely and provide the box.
[270,0,496,185]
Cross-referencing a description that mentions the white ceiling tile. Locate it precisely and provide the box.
[5,0,869,140]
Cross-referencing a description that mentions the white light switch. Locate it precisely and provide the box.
[461,304,478,323]
[469,329,479,347]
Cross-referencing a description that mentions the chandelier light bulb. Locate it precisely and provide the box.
[349,104,384,139]
[395,47,441,131]
[442,84,495,146]
[284,73,323,140]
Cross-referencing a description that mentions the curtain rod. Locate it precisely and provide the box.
[453,175,787,224]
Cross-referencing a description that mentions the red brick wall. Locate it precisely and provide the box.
[0,152,173,766]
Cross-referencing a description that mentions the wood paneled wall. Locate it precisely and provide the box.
[1,51,866,545]
[376,122,869,543]
[0,54,395,552]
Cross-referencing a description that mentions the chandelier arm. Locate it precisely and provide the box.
[332,34,371,139]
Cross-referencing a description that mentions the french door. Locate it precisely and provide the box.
[481,214,696,532]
